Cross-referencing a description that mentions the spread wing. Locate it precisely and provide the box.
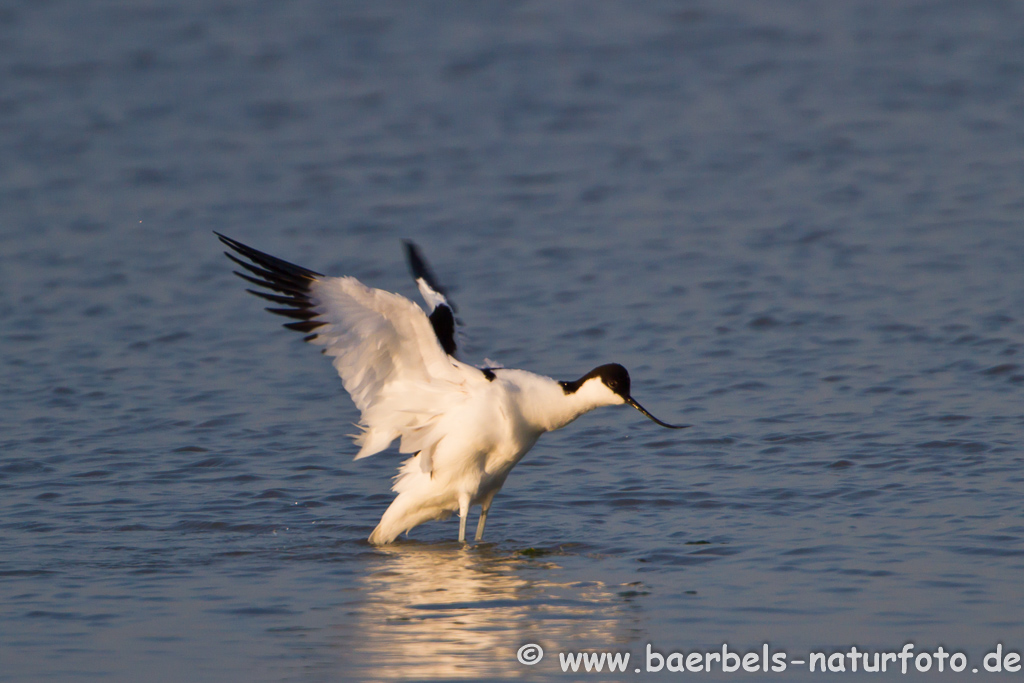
[403,240,460,357]
[216,233,475,462]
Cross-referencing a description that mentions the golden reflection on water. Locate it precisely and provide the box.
[335,543,639,680]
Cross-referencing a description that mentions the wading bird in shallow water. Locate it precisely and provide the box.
[216,233,687,544]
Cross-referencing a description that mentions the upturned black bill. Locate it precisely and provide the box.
[626,397,689,429]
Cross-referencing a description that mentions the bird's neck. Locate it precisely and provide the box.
[508,370,607,434]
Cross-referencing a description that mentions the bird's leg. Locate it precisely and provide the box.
[457,495,470,543]
[474,492,496,541]
[474,505,489,541]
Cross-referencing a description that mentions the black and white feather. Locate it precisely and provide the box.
[403,240,459,357]
[216,232,326,338]
[215,232,687,546]
[216,232,472,461]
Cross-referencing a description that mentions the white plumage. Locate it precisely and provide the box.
[311,277,463,461]
[216,234,687,545]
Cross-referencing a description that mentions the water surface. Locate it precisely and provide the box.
[2,1,1024,680]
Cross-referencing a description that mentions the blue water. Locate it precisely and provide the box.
[2,1,1024,680]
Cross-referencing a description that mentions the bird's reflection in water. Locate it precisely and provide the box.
[333,542,639,680]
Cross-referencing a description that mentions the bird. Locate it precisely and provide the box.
[215,233,688,545]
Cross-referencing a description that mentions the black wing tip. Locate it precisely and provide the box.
[215,232,325,280]
[215,231,249,254]
[402,239,450,298]
[217,232,327,338]
[246,289,312,307]
[232,270,307,297]
[401,239,461,357]
[403,240,430,280]
[429,305,457,356]
[284,320,326,333]
[265,307,319,321]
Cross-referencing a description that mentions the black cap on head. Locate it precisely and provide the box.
[560,363,629,396]
[594,363,631,398]
[560,363,688,429]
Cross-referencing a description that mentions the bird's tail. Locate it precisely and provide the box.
[368,492,454,545]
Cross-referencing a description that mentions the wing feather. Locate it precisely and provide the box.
[403,240,460,357]
[217,233,474,463]
[309,277,470,459]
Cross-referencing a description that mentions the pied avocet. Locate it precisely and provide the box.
[216,233,687,544]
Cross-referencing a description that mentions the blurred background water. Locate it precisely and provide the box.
[2,1,1023,680]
